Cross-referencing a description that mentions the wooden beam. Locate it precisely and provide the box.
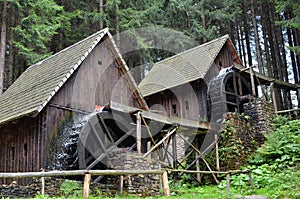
[119,175,124,196]
[0,170,165,178]
[270,83,278,112]
[143,127,177,158]
[136,112,142,155]
[83,174,91,199]
[162,171,170,196]
[226,174,230,196]
[215,134,220,171]
[249,67,256,96]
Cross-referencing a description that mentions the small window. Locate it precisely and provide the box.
[185,100,189,110]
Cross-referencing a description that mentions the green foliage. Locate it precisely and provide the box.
[218,116,300,198]
[249,117,300,166]
[12,0,66,65]
[60,179,82,197]
[275,0,300,29]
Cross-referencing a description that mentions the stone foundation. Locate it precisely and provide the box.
[107,151,161,196]
[219,98,274,170]
[243,97,274,144]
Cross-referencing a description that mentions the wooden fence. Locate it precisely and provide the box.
[0,169,169,198]
[0,169,253,197]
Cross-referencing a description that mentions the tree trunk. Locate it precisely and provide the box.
[201,2,206,43]
[7,4,15,87]
[264,1,283,110]
[240,26,247,67]
[260,0,272,77]
[236,25,243,62]
[99,0,104,29]
[251,0,263,73]
[242,2,252,67]
[0,0,7,95]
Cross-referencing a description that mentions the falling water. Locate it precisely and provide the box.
[46,113,97,170]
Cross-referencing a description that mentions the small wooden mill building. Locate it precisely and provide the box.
[138,35,299,122]
[0,28,148,176]
[138,35,243,122]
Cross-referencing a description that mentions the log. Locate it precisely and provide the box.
[0,170,164,178]
[83,174,91,199]
[162,171,170,196]
[143,127,177,158]
[119,175,124,196]
[226,174,230,196]
[215,134,220,171]
[136,111,142,155]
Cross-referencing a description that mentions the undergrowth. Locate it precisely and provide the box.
[31,116,300,199]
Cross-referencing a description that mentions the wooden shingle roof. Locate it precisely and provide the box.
[0,28,147,125]
[138,35,240,97]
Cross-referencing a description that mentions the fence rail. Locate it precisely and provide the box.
[0,169,253,197]
[0,169,169,198]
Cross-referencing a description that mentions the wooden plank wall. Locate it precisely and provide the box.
[214,45,234,70]
[145,80,208,121]
[50,39,136,114]
[145,45,236,122]
[0,111,47,184]
[0,37,141,186]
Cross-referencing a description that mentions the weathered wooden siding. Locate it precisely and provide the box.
[145,80,207,121]
[214,45,234,70]
[145,46,234,121]
[0,111,47,184]
[204,45,235,84]
[50,38,136,113]
[0,37,140,183]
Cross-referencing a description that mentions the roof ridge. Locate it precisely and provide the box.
[138,34,231,97]
[36,28,109,113]
[152,34,229,65]
[29,28,109,70]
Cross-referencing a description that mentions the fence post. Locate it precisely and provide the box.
[136,111,142,155]
[226,173,230,196]
[119,175,124,196]
[249,171,254,190]
[83,173,91,199]
[41,168,45,196]
[162,171,170,196]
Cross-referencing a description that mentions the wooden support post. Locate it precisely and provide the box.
[83,174,91,199]
[41,169,45,196]
[162,171,170,196]
[215,134,220,171]
[147,141,151,160]
[249,171,254,190]
[270,82,278,112]
[143,127,177,158]
[172,134,178,179]
[250,66,256,96]
[195,141,201,183]
[136,111,142,155]
[226,174,230,196]
[119,175,124,196]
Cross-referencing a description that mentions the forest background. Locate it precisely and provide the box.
[0,0,299,110]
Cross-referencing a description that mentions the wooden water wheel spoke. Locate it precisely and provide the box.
[78,110,137,173]
[86,128,135,170]
[97,114,115,144]
[88,120,106,152]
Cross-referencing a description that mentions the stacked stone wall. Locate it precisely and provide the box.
[106,151,161,196]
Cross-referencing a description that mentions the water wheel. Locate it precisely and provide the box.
[77,111,137,170]
[207,68,252,123]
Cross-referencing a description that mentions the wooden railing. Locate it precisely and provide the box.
[0,169,169,198]
[0,169,254,197]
